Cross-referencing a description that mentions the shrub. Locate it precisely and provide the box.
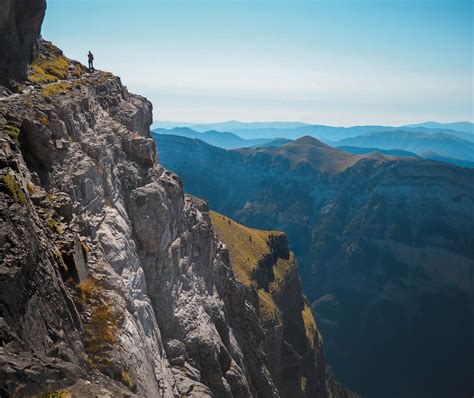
[301,376,307,392]
[269,253,295,293]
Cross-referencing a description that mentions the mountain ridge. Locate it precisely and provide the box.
[154,133,474,398]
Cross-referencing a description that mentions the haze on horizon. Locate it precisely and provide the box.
[43,0,473,126]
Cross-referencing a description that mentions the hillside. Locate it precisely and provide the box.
[239,136,410,173]
[154,133,474,398]
[336,146,419,158]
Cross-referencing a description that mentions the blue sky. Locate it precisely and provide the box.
[43,0,473,125]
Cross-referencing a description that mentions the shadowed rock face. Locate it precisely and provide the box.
[0,0,47,85]
[154,133,474,398]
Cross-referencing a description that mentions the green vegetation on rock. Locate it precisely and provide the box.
[39,390,71,398]
[1,173,27,205]
[76,279,123,372]
[258,289,282,323]
[40,82,73,97]
[2,124,21,145]
[209,210,283,287]
[27,44,70,84]
[302,302,318,349]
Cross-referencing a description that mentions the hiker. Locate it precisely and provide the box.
[87,51,94,71]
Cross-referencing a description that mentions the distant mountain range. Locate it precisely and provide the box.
[153,133,474,398]
[151,120,474,142]
[333,130,474,162]
[190,120,308,132]
[152,127,277,149]
[403,121,474,134]
[152,123,474,168]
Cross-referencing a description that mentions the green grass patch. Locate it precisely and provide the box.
[209,210,284,287]
[46,213,64,234]
[40,82,73,97]
[1,173,26,205]
[302,302,317,349]
[2,124,20,145]
[269,253,296,293]
[27,50,70,84]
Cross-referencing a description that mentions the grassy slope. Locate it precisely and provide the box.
[209,210,317,342]
[209,210,284,287]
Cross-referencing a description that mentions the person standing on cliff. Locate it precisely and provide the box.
[87,51,94,71]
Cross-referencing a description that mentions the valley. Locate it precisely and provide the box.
[154,133,474,398]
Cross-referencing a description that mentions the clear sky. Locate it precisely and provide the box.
[43,0,473,125]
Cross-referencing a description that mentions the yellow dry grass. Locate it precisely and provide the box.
[76,278,122,369]
[269,252,296,293]
[258,289,282,323]
[40,82,73,97]
[302,302,317,349]
[39,390,71,398]
[209,210,283,286]
[28,49,70,84]
[1,173,26,205]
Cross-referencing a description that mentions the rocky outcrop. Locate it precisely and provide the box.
[208,212,354,398]
[0,0,46,86]
[155,134,474,398]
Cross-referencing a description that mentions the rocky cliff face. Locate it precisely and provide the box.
[0,7,349,397]
[155,134,474,398]
[0,0,46,86]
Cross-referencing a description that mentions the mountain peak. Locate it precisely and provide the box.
[291,135,327,146]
